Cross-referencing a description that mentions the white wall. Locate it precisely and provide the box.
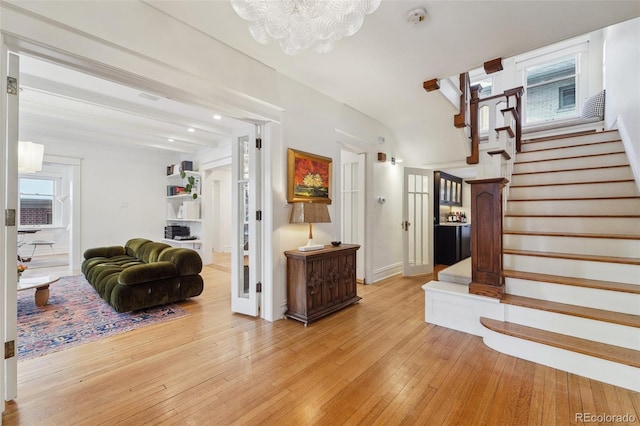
[604,17,640,182]
[39,139,174,261]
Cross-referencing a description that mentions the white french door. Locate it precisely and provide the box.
[2,47,19,401]
[231,124,261,316]
[402,167,433,276]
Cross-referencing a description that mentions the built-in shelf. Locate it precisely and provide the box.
[162,238,202,244]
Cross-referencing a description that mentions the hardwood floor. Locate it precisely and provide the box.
[3,264,639,425]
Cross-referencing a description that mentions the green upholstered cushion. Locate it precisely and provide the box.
[125,238,153,257]
[83,246,125,260]
[158,247,203,276]
[118,261,177,285]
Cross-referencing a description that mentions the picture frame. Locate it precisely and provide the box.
[287,148,332,204]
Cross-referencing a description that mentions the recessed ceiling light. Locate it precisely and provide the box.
[213,114,222,120]
[168,138,175,142]
[187,128,195,133]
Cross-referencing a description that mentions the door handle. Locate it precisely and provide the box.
[402,220,411,231]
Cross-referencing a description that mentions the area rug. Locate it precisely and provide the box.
[17,274,188,360]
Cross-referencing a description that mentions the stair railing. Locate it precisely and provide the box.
[464,86,523,299]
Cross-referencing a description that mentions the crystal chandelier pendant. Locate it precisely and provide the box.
[231,0,381,55]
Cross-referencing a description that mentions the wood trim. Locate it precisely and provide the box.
[503,230,640,240]
[520,140,622,154]
[467,177,508,298]
[512,164,630,176]
[501,294,640,328]
[509,178,636,188]
[480,318,640,368]
[503,269,640,294]
[466,85,481,165]
[507,195,640,201]
[505,213,640,218]
[503,248,640,265]
[515,151,627,164]
[484,57,503,74]
[487,149,511,160]
[454,72,469,128]
[423,78,440,92]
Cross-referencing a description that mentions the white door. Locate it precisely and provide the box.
[402,168,433,276]
[231,125,261,316]
[2,48,19,400]
[340,150,365,281]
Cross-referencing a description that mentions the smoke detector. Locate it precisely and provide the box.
[406,7,427,24]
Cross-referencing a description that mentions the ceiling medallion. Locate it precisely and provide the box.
[231,0,381,55]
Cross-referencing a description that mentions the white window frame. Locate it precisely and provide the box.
[18,170,64,228]
[515,40,590,127]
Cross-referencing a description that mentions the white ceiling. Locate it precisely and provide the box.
[17,1,640,160]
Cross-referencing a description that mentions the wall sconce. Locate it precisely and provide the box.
[290,202,331,251]
[377,152,387,162]
[18,141,44,173]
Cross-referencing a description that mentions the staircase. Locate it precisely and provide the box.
[481,129,640,391]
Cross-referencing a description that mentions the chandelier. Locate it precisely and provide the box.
[231,0,381,55]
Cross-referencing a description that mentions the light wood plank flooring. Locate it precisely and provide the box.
[3,263,639,425]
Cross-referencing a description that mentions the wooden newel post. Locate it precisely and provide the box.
[466,177,508,299]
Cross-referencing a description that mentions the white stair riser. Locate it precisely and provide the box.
[504,304,639,350]
[521,132,620,152]
[503,254,640,285]
[509,181,639,200]
[511,166,634,186]
[517,141,623,163]
[513,153,628,174]
[504,234,640,258]
[507,198,640,215]
[505,277,640,316]
[482,329,640,392]
[504,216,640,235]
[423,281,503,337]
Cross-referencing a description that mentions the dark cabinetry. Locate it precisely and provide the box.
[435,224,471,265]
[284,244,361,325]
[434,171,463,208]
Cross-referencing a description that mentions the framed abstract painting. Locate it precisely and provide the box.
[287,148,332,204]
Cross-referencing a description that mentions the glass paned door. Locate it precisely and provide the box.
[231,125,261,316]
[402,168,433,276]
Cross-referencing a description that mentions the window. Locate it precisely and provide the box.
[19,176,61,227]
[524,55,578,123]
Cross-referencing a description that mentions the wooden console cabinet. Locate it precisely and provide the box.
[284,244,361,325]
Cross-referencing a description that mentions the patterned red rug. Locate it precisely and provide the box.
[17,274,188,360]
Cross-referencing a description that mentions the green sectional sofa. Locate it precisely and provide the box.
[82,238,203,313]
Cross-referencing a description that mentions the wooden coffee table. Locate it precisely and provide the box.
[18,275,59,306]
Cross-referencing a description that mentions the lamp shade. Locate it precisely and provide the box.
[18,141,44,174]
[290,202,331,224]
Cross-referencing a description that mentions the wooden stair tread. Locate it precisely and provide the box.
[480,317,640,368]
[508,195,640,201]
[505,213,640,218]
[503,230,640,240]
[503,249,640,265]
[512,164,630,176]
[520,140,621,154]
[521,129,611,144]
[503,269,640,294]
[510,179,636,188]
[501,294,640,328]
[515,151,626,165]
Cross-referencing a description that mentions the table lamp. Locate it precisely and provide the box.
[290,202,331,251]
